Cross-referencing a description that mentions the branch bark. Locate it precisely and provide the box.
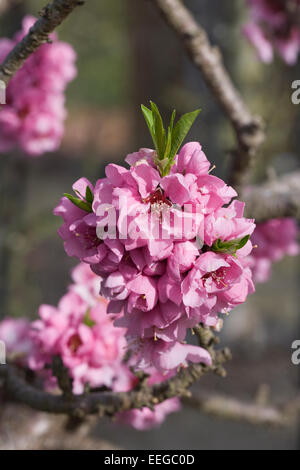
[0,340,231,417]
[243,171,300,221]
[150,0,265,189]
[0,0,84,85]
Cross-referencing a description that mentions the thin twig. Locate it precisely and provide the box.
[0,0,84,85]
[151,0,265,189]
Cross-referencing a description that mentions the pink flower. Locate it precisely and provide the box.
[188,174,237,215]
[172,142,211,176]
[243,22,274,63]
[203,200,255,247]
[90,240,125,276]
[70,262,102,306]
[29,288,128,394]
[125,148,157,167]
[116,370,181,430]
[253,218,299,261]
[0,15,77,156]
[246,218,299,283]
[127,274,158,312]
[182,251,255,320]
[243,0,300,65]
[275,27,300,65]
[54,178,101,263]
[132,338,212,374]
[0,317,33,365]
[116,398,180,430]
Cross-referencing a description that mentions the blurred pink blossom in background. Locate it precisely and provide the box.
[0,317,33,365]
[246,217,299,283]
[0,16,76,156]
[243,0,300,65]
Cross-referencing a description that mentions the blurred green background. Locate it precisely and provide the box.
[0,0,300,449]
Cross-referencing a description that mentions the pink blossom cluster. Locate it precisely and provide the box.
[28,265,130,395]
[54,142,256,374]
[0,16,77,156]
[245,217,299,283]
[0,263,180,429]
[0,266,180,429]
[243,0,300,64]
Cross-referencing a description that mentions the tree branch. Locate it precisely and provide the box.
[0,332,231,417]
[0,0,84,85]
[183,391,300,427]
[243,171,300,221]
[150,0,265,189]
[51,356,74,400]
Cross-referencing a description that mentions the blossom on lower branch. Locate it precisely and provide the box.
[28,285,130,395]
[0,263,181,430]
[116,370,181,431]
[54,109,256,376]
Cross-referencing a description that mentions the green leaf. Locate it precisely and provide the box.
[141,104,157,150]
[150,101,166,159]
[169,109,176,133]
[85,185,94,204]
[163,109,176,160]
[237,235,250,250]
[64,193,93,213]
[83,309,96,328]
[163,131,172,168]
[211,235,251,255]
[141,104,201,177]
[169,109,201,162]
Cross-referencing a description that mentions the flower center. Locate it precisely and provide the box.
[143,188,172,215]
[75,226,101,251]
[68,333,82,353]
[202,267,228,289]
